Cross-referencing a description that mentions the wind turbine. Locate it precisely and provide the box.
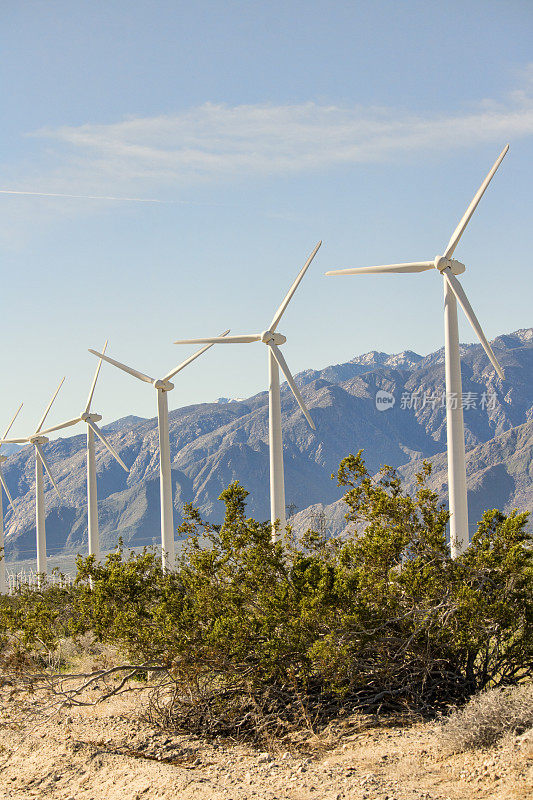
[325,146,509,558]
[89,332,230,570]
[0,403,23,593]
[2,380,66,580]
[175,241,321,537]
[35,343,129,564]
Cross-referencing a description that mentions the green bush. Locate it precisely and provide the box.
[0,452,531,741]
[0,579,77,654]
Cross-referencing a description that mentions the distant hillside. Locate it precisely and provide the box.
[0,443,21,456]
[293,415,533,540]
[2,328,531,560]
[399,418,533,531]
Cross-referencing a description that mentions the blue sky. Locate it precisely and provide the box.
[1,0,532,437]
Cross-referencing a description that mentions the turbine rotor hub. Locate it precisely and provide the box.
[261,330,287,345]
[30,436,49,445]
[434,256,466,275]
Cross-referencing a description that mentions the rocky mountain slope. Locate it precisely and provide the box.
[2,328,531,560]
[292,416,533,539]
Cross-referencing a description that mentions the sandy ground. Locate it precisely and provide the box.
[0,686,531,800]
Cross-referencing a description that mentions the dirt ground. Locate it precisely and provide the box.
[0,686,531,800]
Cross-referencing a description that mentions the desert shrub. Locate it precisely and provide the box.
[318,455,532,704]
[111,459,532,737]
[71,546,186,661]
[439,682,533,751]
[0,453,531,742]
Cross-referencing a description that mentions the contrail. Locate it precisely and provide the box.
[0,189,177,203]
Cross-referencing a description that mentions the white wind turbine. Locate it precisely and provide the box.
[89,332,230,570]
[326,147,509,558]
[175,241,321,537]
[0,403,23,593]
[36,343,129,564]
[3,380,66,580]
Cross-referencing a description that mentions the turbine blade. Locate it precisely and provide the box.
[164,330,230,382]
[87,419,129,472]
[0,464,16,513]
[326,261,434,276]
[444,144,509,259]
[174,335,260,345]
[270,241,322,332]
[270,344,316,430]
[2,402,23,440]
[85,340,108,413]
[34,442,62,499]
[0,437,29,445]
[35,377,65,434]
[38,417,83,437]
[88,350,154,385]
[443,269,505,380]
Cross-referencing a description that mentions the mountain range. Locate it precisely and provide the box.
[2,327,532,561]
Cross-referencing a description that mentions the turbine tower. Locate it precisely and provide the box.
[175,241,321,537]
[326,147,508,558]
[36,343,129,563]
[3,380,65,580]
[0,403,23,593]
[89,332,230,570]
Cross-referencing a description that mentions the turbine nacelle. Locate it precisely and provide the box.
[29,435,49,446]
[80,412,102,423]
[154,379,174,391]
[434,256,466,275]
[261,330,287,346]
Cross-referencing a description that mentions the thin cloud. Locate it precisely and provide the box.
[0,189,175,203]
[4,70,533,208]
[30,86,533,188]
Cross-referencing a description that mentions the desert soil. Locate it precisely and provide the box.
[0,686,531,800]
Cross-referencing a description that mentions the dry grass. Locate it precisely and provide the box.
[55,633,123,674]
[439,682,533,752]
[1,684,531,800]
